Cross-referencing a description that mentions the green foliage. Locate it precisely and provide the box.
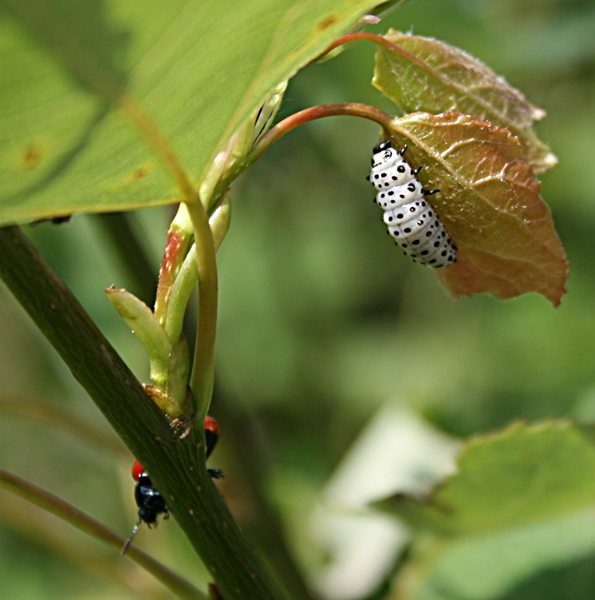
[0,0,593,599]
[376,422,595,599]
[0,0,382,222]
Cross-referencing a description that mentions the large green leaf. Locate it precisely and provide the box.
[376,422,595,599]
[0,0,386,224]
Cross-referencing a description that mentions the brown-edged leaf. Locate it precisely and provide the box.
[374,30,556,173]
[388,112,568,306]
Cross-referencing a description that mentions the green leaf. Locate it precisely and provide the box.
[387,112,568,307]
[373,31,557,173]
[0,0,386,224]
[376,421,595,600]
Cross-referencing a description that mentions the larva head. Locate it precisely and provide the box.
[371,141,400,169]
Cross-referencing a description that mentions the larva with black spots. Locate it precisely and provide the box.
[366,141,457,268]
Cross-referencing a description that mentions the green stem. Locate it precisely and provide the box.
[164,195,231,344]
[249,103,393,165]
[185,200,219,421]
[0,226,172,443]
[212,383,317,600]
[0,467,206,600]
[0,226,286,600]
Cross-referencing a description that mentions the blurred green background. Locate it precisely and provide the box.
[2,0,595,598]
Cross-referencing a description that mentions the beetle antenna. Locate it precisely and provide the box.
[121,518,142,555]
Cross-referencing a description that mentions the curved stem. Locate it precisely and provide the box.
[318,31,414,61]
[249,103,394,165]
[165,195,231,344]
[0,468,206,600]
[185,199,218,420]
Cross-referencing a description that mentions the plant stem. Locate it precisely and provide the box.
[185,200,219,420]
[0,226,172,443]
[212,383,318,600]
[0,226,287,600]
[318,31,418,62]
[0,467,206,600]
[249,103,393,165]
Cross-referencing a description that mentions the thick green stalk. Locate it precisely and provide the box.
[0,226,286,600]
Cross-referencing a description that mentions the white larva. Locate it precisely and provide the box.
[367,141,457,268]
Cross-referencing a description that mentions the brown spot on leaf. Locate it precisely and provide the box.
[129,165,150,180]
[318,15,338,30]
[21,144,43,170]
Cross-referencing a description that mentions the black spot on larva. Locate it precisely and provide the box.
[428,211,433,217]
[412,240,420,245]
[399,194,405,199]
[421,250,429,256]
[388,217,393,222]
[392,176,398,180]
[401,243,407,248]
[407,183,415,192]
[404,228,411,233]
[374,174,379,179]
[380,193,385,198]
[390,200,395,204]
[426,231,432,237]
[434,241,440,247]
[422,201,427,206]
[441,251,447,256]
[388,191,394,196]
[417,220,424,226]
[397,165,405,173]
[397,213,403,219]
[409,207,415,213]
[381,173,387,177]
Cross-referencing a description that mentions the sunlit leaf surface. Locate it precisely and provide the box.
[0,0,386,224]
[374,30,557,173]
[388,112,568,306]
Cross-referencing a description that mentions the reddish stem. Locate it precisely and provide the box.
[154,227,192,326]
[318,32,431,72]
[250,102,394,164]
